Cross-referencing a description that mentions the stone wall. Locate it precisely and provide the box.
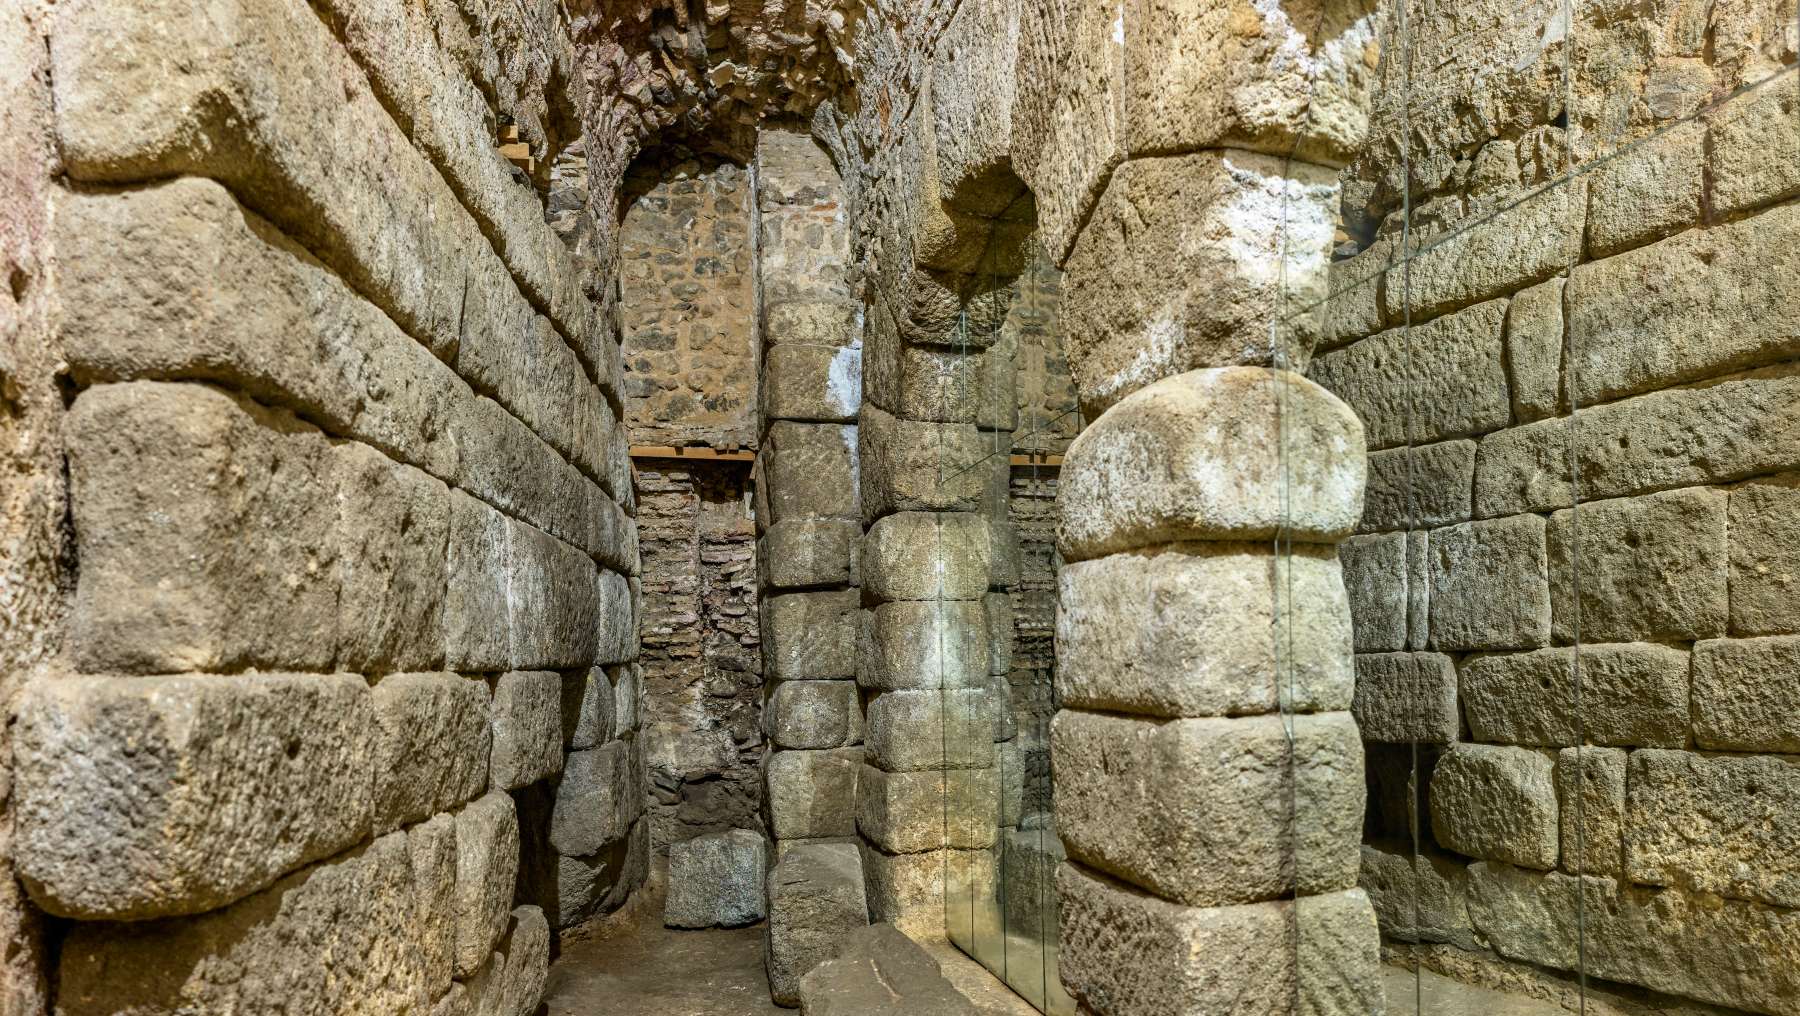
[4,0,645,1009]
[1321,1,1800,1012]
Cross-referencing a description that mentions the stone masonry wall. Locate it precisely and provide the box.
[5,0,647,1010]
[1320,1,1800,1012]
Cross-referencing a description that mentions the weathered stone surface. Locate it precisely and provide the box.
[1313,299,1511,450]
[859,600,990,690]
[1460,643,1689,748]
[797,923,978,1016]
[1359,440,1477,532]
[765,300,857,347]
[762,344,862,423]
[408,815,460,999]
[856,764,998,853]
[1427,515,1550,651]
[15,673,373,921]
[762,589,859,680]
[665,829,768,929]
[1352,652,1459,744]
[1059,542,1354,718]
[495,907,551,1016]
[1054,710,1363,906]
[549,741,638,857]
[1707,75,1800,216]
[857,843,995,940]
[763,422,859,523]
[1381,182,1585,322]
[766,680,863,749]
[455,791,520,979]
[1359,841,1477,949]
[1505,277,1565,423]
[1549,487,1728,643]
[765,748,862,840]
[1585,121,1704,258]
[57,832,430,1015]
[445,490,514,672]
[1627,749,1800,908]
[372,673,491,833]
[488,671,564,791]
[594,567,637,667]
[67,382,339,673]
[857,404,985,523]
[1341,531,1425,653]
[861,328,982,424]
[864,689,996,771]
[1729,475,1800,636]
[1062,153,1339,412]
[860,512,991,601]
[1465,862,1800,1015]
[563,667,617,751]
[505,521,604,670]
[1058,367,1366,562]
[449,394,585,555]
[765,842,869,1007]
[1693,635,1800,752]
[759,519,858,590]
[1558,747,1625,878]
[982,591,1013,678]
[999,822,1065,940]
[1430,744,1559,870]
[1058,864,1383,1016]
[983,516,1022,589]
[335,443,451,672]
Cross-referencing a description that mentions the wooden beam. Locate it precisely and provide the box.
[629,445,757,463]
[1009,453,1063,467]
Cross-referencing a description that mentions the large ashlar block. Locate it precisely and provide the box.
[1359,841,1477,948]
[1062,152,1339,413]
[1728,475,1800,636]
[1341,530,1428,652]
[877,260,1013,350]
[1311,298,1511,451]
[858,404,986,524]
[982,591,1013,677]
[455,791,521,979]
[861,316,983,424]
[1506,277,1566,423]
[1706,75,1800,216]
[1058,367,1365,562]
[765,300,858,347]
[1058,864,1383,1016]
[1558,747,1625,878]
[861,512,992,602]
[765,680,864,750]
[1058,543,1353,717]
[1584,120,1704,258]
[1427,515,1550,651]
[1569,202,1800,405]
[762,343,862,423]
[1549,488,1728,644]
[15,674,373,921]
[665,830,768,929]
[371,673,491,834]
[506,520,604,670]
[1352,653,1459,744]
[1430,744,1559,870]
[858,843,996,940]
[1465,862,1800,1015]
[759,519,858,590]
[334,442,451,672]
[763,422,859,523]
[1693,635,1800,752]
[765,843,870,1006]
[1627,749,1800,909]
[409,815,459,997]
[1054,710,1362,906]
[449,394,591,554]
[765,748,863,840]
[67,382,340,674]
[57,832,430,1015]
[762,590,859,681]
[488,671,564,791]
[859,600,991,690]
[856,765,998,853]
[864,689,997,772]
[1460,643,1689,748]
[549,741,639,857]
[563,667,617,751]
[1359,440,1477,532]
[1382,181,1586,323]
[445,490,514,672]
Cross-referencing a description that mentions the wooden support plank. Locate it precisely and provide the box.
[629,445,757,463]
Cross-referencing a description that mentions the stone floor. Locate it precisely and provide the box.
[544,921,787,1016]
[1384,965,1570,1016]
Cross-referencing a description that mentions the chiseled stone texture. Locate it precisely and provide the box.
[1583,120,1704,259]
[1341,531,1427,653]
[15,673,374,921]
[763,344,861,423]
[1058,864,1383,1016]
[761,589,858,681]
[1430,743,1559,870]
[1427,515,1550,651]
[762,422,859,524]
[1058,542,1353,718]
[857,843,994,941]
[1728,474,1800,636]
[1626,749,1800,909]
[455,791,521,979]
[549,741,639,858]
[858,600,990,690]
[765,842,869,1007]
[409,814,459,998]
[1505,277,1566,423]
[796,923,978,1016]
[664,829,767,929]
[764,748,862,840]
[1058,367,1366,562]
[857,403,985,523]
[1692,635,1800,752]
[856,764,998,854]
[1706,75,1800,217]
[864,689,996,772]
[765,680,863,749]
[1459,643,1690,748]
[488,671,564,791]
[1557,747,1625,878]
[1352,652,1459,744]
[758,519,858,590]
[1359,440,1477,532]
[860,512,991,601]
[1548,487,1728,644]
[1053,710,1364,907]
[371,673,491,834]
[1359,841,1477,949]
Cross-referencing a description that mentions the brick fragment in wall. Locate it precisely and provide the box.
[764,748,862,840]
[1729,475,1800,636]
[859,600,991,690]
[1379,181,1585,323]
[455,791,520,979]
[856,764,999,853]
[1057,367,1366,562]
[1059,543,1353,718]
[1548,487,1727,644]
[1358,440,1476,532]
[409,814,459,998]
[1427,515,1550,651]
[1311,298,1511,451]
[487,672,564,791]
[1626,749,1800,909]
[14,674,373,921]
[1341,531,1427,653]
[1359,841,1478,949]
[1061,152,1339,413]
[1557,747,1625,878]
[861,512,992,602]
[1693,635,1800,752]
[1459,643,1689,748]
[1473,364,1800,517]
[1584,121,1704,258]
[1053,710,1363,907]
[857,404,985,523]
[761,589,858,681]
[864,689,996,772]
[764,299,858,347]
[1465,861,1800,1014]
[759,519,859,589]
[762,344,863,423]
[1429,744,1559,871]
[1352,653,1458,744]
[765,680,864,750]
[550,740,641,857]
[56,831,430,1015]
[762,421,859,523]
[371,674,491,834]
[1057,865,1383,1016]
[1504,277,1565,424]
[858,843,996,940]
[1707,76,1800,216]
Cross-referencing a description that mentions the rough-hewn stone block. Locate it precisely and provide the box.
[857,843,994,940]
[563,667,616,751]
[857,404,985,523]
[488,671,564,791]
[1381,182,1585,322]
[455,791,521,978]
[1706,75,1800,216]
[764,300,857,347]
[765,842,869,1006]
[1627,749,1800,908]
[1058,864,1383,1016]
[1729,475,1800,636]
[861,328,982,424]
[1558,747,1625,878]
[16,673,374,921]
[665,829,767,929]
[1549,488,1727,643]
[982,591,1013,677]
[1460,643,1689,748]
[1359,841,1476,948]
[861,512,991,601]
[758,519,858,590]
[450,394,589,553]
[1352,652,1459,744]
[1505,277,1565,423]
[445,490,513,671]
[763,422,859,523]
[1693,635,1800,752]
[409,814,459,997]
[1054,710,1363,906]
[506,520,603,669]
[1427,515,1550,651]
[765,680,863,750]
[763,343,862,423]
[1430,744,1559,870]
[796,923,979,1016]
[1585,121,1703,257]
[864,689,996,772]
[1359,440,1477,532]
[1059,543,1353,717]
[372,674,491,833]
[856,764,998,853]
[334,443,450,672]
[764,748,862,840]
[1058,367,1366,562]
[549,741,638,857]
[1342,531,1426,653]
[858,600,991,690]
[762,589,859,681]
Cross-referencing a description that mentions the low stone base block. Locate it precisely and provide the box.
[665,829,768,929]
[796,924,979,1015]
[765,842,869,1006]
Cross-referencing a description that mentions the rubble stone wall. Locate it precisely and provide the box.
[1320,1,1800,1011]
